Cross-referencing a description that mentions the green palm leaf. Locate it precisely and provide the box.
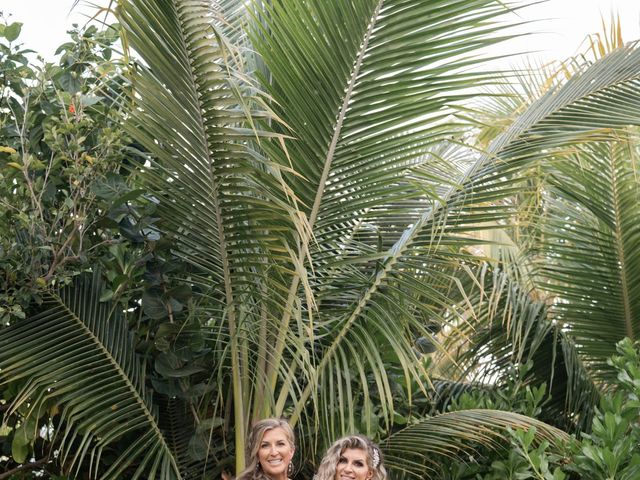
[305,40,640,445]
[0,273,180,480]
[383,409,569,479]
[428,43,640,428]
[407,44,640,341]
[426,43,640,433]
[116,0,308,461]
[534,133,640,380]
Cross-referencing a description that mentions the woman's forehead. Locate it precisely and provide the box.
[262,427,290,442]
[340,447,368,460]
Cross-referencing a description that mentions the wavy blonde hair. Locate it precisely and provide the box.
[236,418,296,480]
[314,435,387,480]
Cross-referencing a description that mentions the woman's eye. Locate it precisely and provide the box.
[354,461,364,467]
[338,457,347,464]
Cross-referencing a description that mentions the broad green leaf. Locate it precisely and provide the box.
[4,22,22,42]
[11,437,29,464]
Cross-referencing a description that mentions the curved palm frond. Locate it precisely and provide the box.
[382,409,569,479]
[254,0,520,215]
[115,0,309,461]
[428,42,640,432]
[0,273,180,480]
[293,39,640,444]
[288,38,640,443]
[438,43,640,238]
[403,44,640,341]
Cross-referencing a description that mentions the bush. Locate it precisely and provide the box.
[0,17,129,324]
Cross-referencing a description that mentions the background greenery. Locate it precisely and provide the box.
[1,1,640,479]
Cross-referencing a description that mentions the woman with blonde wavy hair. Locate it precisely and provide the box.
[236,418,296,480]
[314,435,387,480]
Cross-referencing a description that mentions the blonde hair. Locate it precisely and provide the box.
[314,435,387,480]
[237,418,296,480]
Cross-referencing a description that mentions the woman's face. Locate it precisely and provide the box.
[258,427,295,480]
[334,448,373,480]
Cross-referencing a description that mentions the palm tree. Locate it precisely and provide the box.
[3,1,640,479]
[431,27,640,433]
[115,0,541,465]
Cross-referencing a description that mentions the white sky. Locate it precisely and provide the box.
[1,0,640,64]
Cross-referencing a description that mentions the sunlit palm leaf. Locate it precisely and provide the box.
[416,44,640,345]
[254,0,518,221]
[433,42,640,430]
[316,40,640,443]
[418,45,640,438]
[0,273,180,480]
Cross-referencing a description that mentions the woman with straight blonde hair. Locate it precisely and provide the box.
[236,418,296,480]
[314,435,387,480]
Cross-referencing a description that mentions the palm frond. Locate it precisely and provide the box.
[383,409,569,479]
[305,42,640,443]
[253,0,521,243]
[533,133,640,380]
[115,0,309,456]
[0,273,180,480]
[117,0,301,282]
[429,42,640,432]
[388,42,640,383]
[461,43,640,392]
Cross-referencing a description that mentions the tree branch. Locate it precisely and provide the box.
[0,456,50,480]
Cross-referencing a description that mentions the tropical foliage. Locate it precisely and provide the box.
[1,2,640,479]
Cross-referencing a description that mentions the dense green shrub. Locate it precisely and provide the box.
[0,17,128,322]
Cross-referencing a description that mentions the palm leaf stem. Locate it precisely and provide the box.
[607,142,635,339]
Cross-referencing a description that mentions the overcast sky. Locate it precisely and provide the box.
[2,0,640,64]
